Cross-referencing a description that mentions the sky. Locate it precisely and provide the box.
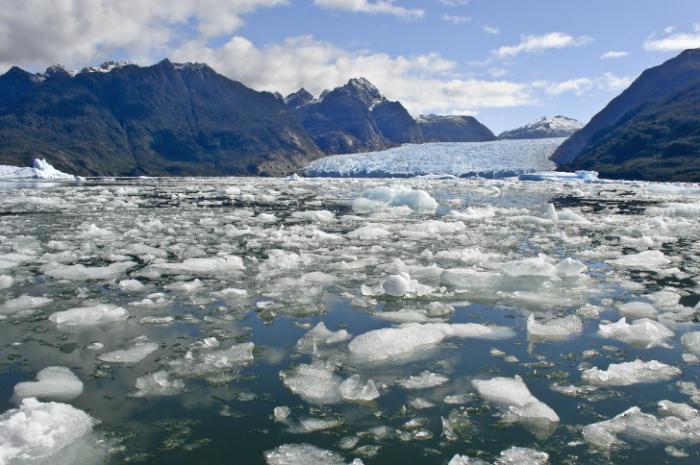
[0,0,699,133]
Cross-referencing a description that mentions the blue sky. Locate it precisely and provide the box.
[1,0,699,132]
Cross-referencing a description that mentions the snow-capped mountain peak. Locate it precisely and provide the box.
[80,61,134,74]
[498,115,583,140]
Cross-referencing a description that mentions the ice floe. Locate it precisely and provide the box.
[597,317,674,348]
[348,323,514,364]
[582,359,681,386]
[97,342,159,363]
[49,304,128,326]
[13,367,83,401]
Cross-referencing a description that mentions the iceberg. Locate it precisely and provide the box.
[0,159,79,181]
[597,317,674,348]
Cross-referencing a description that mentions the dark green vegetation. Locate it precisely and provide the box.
[553,48,700,181]
[0,60,322,176]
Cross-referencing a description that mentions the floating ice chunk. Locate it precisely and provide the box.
[212,287,248,299]
[647,202,700,218]
[291,210,335,222]
[0,398,97,464]
[352,186,438,214]
[152,255,244,275]
[264,443,362,465]
[582,401,700,449]
[527,314,583,341]
[290,417,343,433]
[597,317,674,348]
[608,250,671,270]
[503,255,556,278]
[273,406,291,422]
[346,225,391,240]
[1,295,52,314]
[397,371,448,389]
[42,261,136,281]
[169,342,254,378]
[133,371,184,397]
[646,290,681,308]
[682,331,700,356]
[281,363,342,404]
[519,170,598,183]
[381,273,432,297]
[441,268,503,290]
[98,342,158,363]
[339,375,380,402]
[164,279,203,294]
[497,447,549,465]
[296,322,351,353]
[472,375,559,436]
[13,367,83,401]
[555,258,587,277]
[118,279,144,292]
[0,275,14,289]
[617,302,658,319]
[348,322,514,364]
[49,304,128,326]
[375,309,429,323]
[582,359,681,386]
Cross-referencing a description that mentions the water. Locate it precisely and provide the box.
[302,138,561,178]
[0,174,699,465]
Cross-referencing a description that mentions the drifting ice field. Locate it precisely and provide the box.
[1,175,700,465]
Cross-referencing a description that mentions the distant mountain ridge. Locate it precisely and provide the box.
[498,116,583,140]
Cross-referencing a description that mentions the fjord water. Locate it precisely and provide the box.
[1,143,700,464]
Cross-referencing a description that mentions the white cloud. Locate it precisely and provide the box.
[483,25,500,35]
[534,72,633,96]
[442,14,471,24]
[493,32,593,58]
[172,35,534,115]
[601,50,629,59]
[0,0,286,68]
[312,0,424,19]
[644,24,700,51]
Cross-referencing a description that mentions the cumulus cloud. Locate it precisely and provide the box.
[483,25,500,35]
[0,0,286,68]
[172,35,534,115]
[601,50,629,59]
[644,24,700,51]
[312,0,424,19]
[493,32,593,58]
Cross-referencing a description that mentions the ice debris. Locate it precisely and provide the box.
[13,367,83,401]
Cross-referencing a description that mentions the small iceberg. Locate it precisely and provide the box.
[518,170,599,182]
[0,158,81,181]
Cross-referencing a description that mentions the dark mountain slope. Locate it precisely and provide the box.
[0,60,322,176]
[417,115,495,142]
[552,48,700,166]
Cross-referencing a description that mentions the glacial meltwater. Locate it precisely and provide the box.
[1,169,700,464]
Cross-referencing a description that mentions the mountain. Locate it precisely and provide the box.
[284,88,313,108]
[417,114,495,142]
[0,59,322,176]
[498,116,583,140]
[552,48,700,168]
[291,78,421,154]
[557,80,700,181]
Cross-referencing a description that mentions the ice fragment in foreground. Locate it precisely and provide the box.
[133,371,185,397]
[597,317,673,348]
[0,398,97,463]
[13,367,83,401]
[98,342,159,363]
[49,304,128,326]
[264,443,363,465]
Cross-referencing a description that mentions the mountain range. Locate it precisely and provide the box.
[552,48,700,181]
[0,62,503,176]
